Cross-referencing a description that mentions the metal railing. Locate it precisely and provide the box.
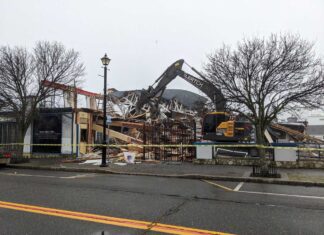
[143,120,196,161]
[252,163,280,177]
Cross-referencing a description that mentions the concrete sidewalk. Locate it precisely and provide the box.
[7,158,324,187]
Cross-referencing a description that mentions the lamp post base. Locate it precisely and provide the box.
[101,142,107,167]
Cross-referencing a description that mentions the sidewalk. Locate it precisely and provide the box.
[7,158,324,187]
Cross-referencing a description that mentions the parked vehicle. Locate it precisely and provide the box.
[0,152,11,165]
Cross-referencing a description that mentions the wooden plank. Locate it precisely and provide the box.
[87,112,93,152]
[109,121,144,129]
[80,124,87,129]
[79,112,89,119]
[93,124,143,144]
[264,129,273,144]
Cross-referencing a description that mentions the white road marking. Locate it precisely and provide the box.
[238,190,324,200]
[233,182,244,191]
[202,180,233,191]
[0,172,58,178]
[203,180,324,200]
[62,174,97,179]
[0,172,96,179]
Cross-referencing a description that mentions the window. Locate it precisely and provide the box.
[81,129,87,142]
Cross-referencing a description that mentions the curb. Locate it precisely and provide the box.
[7,164,324,188]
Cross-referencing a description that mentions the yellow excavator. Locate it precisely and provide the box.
[136,59,252,142]
[202,112,252,142]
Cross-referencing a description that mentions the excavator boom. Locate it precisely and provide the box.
[136,59,225,112]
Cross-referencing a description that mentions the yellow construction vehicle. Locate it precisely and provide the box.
[137,59,252,142]
[202,112,251,142]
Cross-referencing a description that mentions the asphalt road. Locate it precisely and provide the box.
[0,168,324,235]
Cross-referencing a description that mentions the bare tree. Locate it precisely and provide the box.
[0,41,85,159]
[205,34,324,156]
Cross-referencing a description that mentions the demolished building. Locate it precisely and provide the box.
[1,78,324,162]
[0,80,202,161]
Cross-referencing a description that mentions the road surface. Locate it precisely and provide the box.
[0,168,323,234]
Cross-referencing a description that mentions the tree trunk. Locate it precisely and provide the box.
[11,122,28,163]
[255,123,270,173]
[255,123,266,158]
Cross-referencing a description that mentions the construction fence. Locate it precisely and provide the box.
[1,143,324,161]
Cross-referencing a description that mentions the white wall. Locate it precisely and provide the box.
[61,113,73,154]
[23,125,32,154]
[307,115,324,126]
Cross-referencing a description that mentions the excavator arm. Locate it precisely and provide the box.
[136,59,225,114]
[177,69,225,112]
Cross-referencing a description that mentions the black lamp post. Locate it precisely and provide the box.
[100,53,111,167]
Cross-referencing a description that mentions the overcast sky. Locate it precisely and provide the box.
[1,0,323,95]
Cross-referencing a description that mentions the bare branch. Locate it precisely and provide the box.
[204,33,324,145]
[0,41,85,151]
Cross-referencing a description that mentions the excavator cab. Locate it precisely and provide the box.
[202,112,250,142]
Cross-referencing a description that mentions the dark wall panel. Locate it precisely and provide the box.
[33,113,62,153]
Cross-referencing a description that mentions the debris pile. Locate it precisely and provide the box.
[78,117,196,164]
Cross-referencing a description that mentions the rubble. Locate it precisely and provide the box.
[42,80,324,164]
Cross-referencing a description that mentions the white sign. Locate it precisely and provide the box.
[123,152,135,164]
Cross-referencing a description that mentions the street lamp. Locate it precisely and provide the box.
[100,54,111,167]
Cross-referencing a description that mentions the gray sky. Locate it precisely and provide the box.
[1,0,323,95]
